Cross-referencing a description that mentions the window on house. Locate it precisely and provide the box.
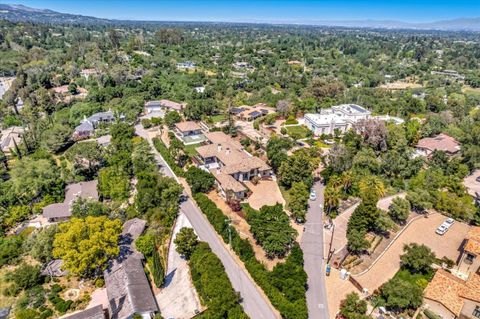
[473,306,480,319]
[466,253,476,264]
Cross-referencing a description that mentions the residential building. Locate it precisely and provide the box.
[104,218,159,319]
[233,61,254,70]
[424,269,480,319]
[195,86,205,93]
[73,110,123,140]
[41,259,68,277]
[173,121,207,145]
[176,61,196,69]
[423,226,480,319]
[195,131,272,200]
[458,227,480,275]
[0,126,24,155]
[415,133,461,157]
[230,103,276,121]
[80,68,99,80]
[62,305,106,319]
[42,180,99,222]
[144,99,185,114]
[304,104,372,136]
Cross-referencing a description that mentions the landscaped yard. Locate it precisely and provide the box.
[285,125,310,140]
[210,114,227,123]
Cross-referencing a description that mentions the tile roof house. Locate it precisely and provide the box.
[173,121,207,145]
[195,131,272,200]
[458,227,480,275]
[415,133,461,157]
[424,269,480,319]
[104,218,158,319]
[42,180,99,222]
[144,99,185,113]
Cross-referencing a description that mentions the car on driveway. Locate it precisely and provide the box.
[436,218,455,235]
[476,176,480,183]
[309,190,317,201]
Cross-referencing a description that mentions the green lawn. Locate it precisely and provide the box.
[392,268,434,287]
[210,114,227,123]
[285,125,310,140]
[184,144,199,157]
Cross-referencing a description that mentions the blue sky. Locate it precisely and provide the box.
[6,0,480,22]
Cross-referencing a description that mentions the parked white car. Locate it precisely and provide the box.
[309,190,317,201]
[436,218,455,235]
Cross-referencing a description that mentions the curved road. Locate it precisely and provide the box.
[135,125,278,319]
[301,182,330,319]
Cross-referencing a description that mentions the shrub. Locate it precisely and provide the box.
[189,242,248,318]
[141,118,152,129]
[95,278,105,288]
[185,166,215,193]
[152,138,185,177]
[227,199,242,212]
[280,127,287,135]
[151,249,164,288]
[285,115,298,125]
[424,309,442,319]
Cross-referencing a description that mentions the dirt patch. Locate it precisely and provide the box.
[244,180,286,210]
[206,191,283,270]
[379,81,423,90]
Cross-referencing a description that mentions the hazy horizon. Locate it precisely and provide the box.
[5,0,480,24]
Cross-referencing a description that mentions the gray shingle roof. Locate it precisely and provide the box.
[63,305,105,319]
[104,219,157,319]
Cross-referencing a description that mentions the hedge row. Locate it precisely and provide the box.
[190,242,248,319]
[152,137,185,177]
[193,193,308,319]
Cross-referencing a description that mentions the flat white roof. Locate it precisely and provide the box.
[304,112,348,126]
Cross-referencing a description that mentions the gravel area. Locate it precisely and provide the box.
[156,212,202,319]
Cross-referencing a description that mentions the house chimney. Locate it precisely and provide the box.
[217,144,222,152]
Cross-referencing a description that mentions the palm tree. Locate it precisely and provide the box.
[340,171,353,194]
[324,186,340,214]
[358,176,386,202]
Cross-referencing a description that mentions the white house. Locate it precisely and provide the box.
[304,104,371,136]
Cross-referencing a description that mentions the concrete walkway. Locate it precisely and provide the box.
[156,212,202,319]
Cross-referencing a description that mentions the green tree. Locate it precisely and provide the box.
[5,263,42,293]
[23,225,58,262]
[288,182,309,221]
[388,197,411,223]
[65,141,104,179]
[340,292,372,319]
[381,277,423,311]
[358,176,385,203]
[151,248,164,287]
[347,229,370,253]
[400,243,436,273]
[164,111,182,128]
[40,124,73,153]
[53,216,123,277]
[135,234,155,257]
[174,227,198,259]
[185,166,215,194]
[97,167,130,201]
[266,136,294,172]
[279,148,319,189]
[246,204,297,258]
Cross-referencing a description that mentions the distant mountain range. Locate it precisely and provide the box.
[1,3,479,31]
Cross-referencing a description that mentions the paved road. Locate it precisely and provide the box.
[135,125,278,319]
[301,182,330,319]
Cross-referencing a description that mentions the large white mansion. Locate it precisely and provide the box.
[304,104,404,136]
